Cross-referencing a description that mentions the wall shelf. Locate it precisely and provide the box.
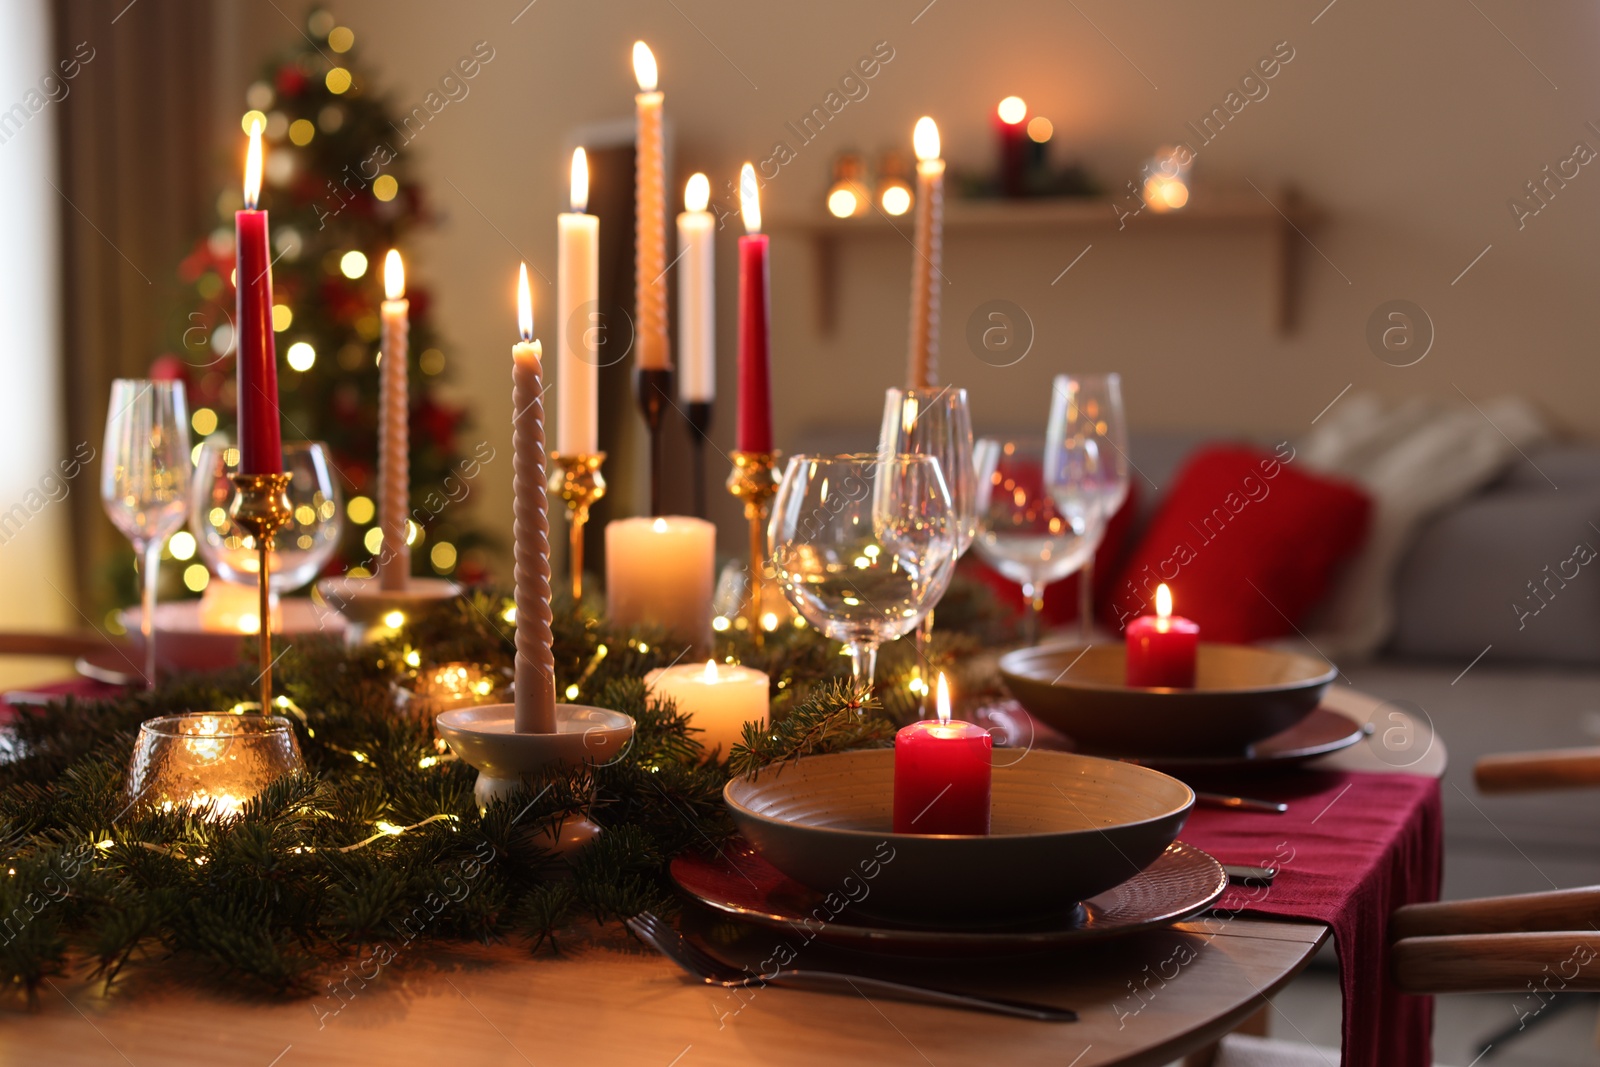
[768,185,1322,336]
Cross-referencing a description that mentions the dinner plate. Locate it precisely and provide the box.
[113,599,345,675]
[671,837,1227,955]
[981,702,1367,773]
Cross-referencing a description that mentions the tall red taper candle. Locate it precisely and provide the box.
[235,119,283,476]
[735,163,773,453]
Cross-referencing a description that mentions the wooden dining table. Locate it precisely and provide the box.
[2,685,1445,1067]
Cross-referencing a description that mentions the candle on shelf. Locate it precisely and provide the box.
[677,173,715,406]
[511,264,557,734]
[605,516,716,651]
[235,119,283,475]
[893,673,992,835]
[735,164,772,453]
[1125,583,1200,688]
[632,41,670,373]
[644,659,768,758]
[994,95,1028,198]
[558,148,600,455]
[378,249,410,590]
[906,117,944,391]
[198,580,282,634]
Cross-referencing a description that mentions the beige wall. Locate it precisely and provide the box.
[223,0,1600,563]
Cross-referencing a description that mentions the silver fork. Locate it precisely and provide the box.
[625,911,1076,1022]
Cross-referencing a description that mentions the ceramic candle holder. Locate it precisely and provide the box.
[435,703,635,855]
[316,575,461,645]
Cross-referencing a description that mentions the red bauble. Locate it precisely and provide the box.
[275,65,308,97]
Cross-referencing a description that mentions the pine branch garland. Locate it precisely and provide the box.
[0,576,1004,1001]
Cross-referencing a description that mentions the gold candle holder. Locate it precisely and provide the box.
[726,450,780,641]
[548,451,607,600]
[228,472,293,713]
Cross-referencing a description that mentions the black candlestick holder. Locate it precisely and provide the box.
[686,400,713,519]
[634,367,674,517]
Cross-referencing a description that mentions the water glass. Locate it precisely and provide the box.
[768,453,957,685]
[973,438,1100,644]
[101,379,192,687]
[1045,373,1129,640]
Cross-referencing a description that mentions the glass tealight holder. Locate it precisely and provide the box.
[413,662,503,715]
[126,713,303,819]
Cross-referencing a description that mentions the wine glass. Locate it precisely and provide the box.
[101,379,192,688]
[973,438,1101,645]
[191,438,344,593]
[879,386,976,703]
[769,453,957,686]
[1044,374,1129,641]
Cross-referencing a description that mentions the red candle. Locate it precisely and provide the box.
[735,163,773,453]
[893,674,992,835]
[235,120,283,475]
[995,96,1028,199]
[1125,583,1200,688]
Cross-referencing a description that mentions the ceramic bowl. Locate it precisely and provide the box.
[723,749,1193,924]
[999,642,1336,757]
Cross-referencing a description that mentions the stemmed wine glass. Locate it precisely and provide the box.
[879,387,976,702]
[1044,374,1129,641]
[769,453,957,686]
[972,438,1101,645]
[101,379,192,687]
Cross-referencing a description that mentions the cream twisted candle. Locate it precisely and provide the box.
[512,263,557,734]
[378,249,410,590]
[907,116,945,390]
[633,41,670,371]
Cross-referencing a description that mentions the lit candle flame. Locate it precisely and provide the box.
[1156,583,1173,619]
[684,172,710,213]
[632,41,658,92]
[384,249,405,301]
[997,95,1027,125]
[652,517,669,533]
[570,147,589,214]
[935,671,952,725]
[913,116,941,162]
[516,262,533,343]
[243,118,263,210]
[739,163,761,234]
[702,659,719,683]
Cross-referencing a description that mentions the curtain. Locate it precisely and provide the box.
[52,0,216,613]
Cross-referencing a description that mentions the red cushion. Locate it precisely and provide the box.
[964,479,1140,626]
[1104,444,1370,643]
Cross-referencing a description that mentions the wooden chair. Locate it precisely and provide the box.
[1389,747,1600,1055]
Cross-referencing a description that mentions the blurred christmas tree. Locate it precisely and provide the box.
[157,7,491,595]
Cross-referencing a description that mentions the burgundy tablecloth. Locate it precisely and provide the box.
[0,677,121,722]
[1183,770,1442,1067]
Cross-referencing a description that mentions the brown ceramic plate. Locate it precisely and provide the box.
[980,702,1368,774]
[723,749,1193,925]
[998,642,1336,757]
[671,836,1228,955]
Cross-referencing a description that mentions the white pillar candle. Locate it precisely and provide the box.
[632,41,670,371]
[677,173,715,404]
[558,148,600,454]
[604,516,715,651]
[378,249,410,590]
[907,117,945,390]
[512,263,556,734]
[645,659,768,758]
